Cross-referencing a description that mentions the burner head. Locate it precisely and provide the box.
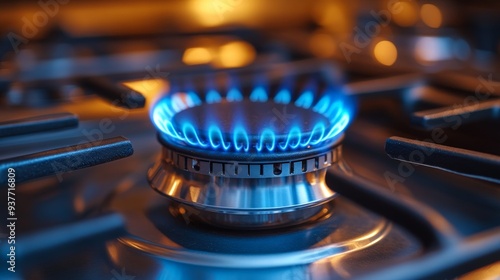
[149,68,353,229]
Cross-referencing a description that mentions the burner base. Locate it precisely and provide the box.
[102,168,420,280]
[148,138,343,229]
[148,158,339,229]
[166,197,334,230]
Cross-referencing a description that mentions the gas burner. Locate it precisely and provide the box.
[148,72,353,229]
[99,64,419,279]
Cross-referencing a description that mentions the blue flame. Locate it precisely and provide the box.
[313,95,330,114]
[279,126,302,150]
[256,128,276,152]
[305,123,325,146]
[250,86,268,102]
[206,90,222,103]
[171,94,188,112]
[233,126,250,152]
[208,125,230,150]
[151,80,353,152]
[294,91,314,109]
[182,123,207,147]
[274,89,291,104]
[187,91,202,106]
[227,88,243,102]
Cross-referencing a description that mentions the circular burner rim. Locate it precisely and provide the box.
[151,84,352,153]
[156,134,342,178]
[157,133,343,162]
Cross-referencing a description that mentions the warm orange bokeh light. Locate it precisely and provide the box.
[188,0,254,27]
[373,40,398,66]
[309,31,336,58]
[189,0,224,27]
[312,1,349,34]
[182,47,214,65]
[216,41,256,68]
[421,4,442,28]
[391,1,418,27]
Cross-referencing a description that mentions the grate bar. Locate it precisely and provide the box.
[385,136,500,184]
[0,136,133,184]
[0,113,78,138]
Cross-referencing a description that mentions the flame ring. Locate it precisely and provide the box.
[152,86,351,153]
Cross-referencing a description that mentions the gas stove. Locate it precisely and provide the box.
[1,1,500,280]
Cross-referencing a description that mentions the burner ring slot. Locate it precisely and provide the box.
[148,135,343,229]
[160,145,341,179]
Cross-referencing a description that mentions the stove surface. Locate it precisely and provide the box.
[1,1,500,280]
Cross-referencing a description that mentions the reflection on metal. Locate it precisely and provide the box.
[116,219,391,268]
[459,261,500,280]
[412,99,500,129]
[148,141,342,229]
[104,171,395,279]
[325,222,392,278]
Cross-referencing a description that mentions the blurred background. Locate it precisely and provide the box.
[1,0,500,81]
[1,0,500,125]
